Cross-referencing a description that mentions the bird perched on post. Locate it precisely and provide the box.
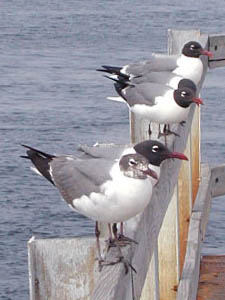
[97,41,213,87]
[103,76,203,137]
[21,140,188,271]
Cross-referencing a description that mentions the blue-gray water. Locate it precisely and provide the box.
[1,0,225,299]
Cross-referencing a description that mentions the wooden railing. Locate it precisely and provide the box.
[27,29,225,300]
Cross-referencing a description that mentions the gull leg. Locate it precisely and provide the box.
[95,221,103,262]
[157,124,163,139]
[101,224,137,274]
[180,120,186,126]
[105,223,117,250]
[166,124,180,137]
[148,123,152,138]
[158,124,180,143]
[117,222,138,245]
[100,243,137,274]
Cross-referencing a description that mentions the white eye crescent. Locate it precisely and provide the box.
[152,145,159,152]
[129,158,137,166]
[181,91,187,97]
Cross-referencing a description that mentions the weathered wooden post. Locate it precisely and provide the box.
[156,30,209,300]
[27,30,225,300]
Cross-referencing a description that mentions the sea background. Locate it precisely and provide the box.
[1,0,225,299]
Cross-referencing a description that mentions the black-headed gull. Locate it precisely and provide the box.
[98,41,213,87]
[21,140,188,269]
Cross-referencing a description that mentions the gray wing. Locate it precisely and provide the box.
[124,54,179,75]
[78,143,129,160]
[123,82,172,107]
[130,71,182,85]
[50,156,116,206]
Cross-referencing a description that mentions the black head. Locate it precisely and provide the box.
[178,79,197,95]
[182,41,213,58]
[174,87,203,108]
[133,140,188,166]
[119,153,158,180]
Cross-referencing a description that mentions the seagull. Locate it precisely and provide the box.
[97,41,213,87]
[21,140,188,270]
[105,76,203,137]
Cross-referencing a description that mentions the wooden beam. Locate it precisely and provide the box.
[28,237,103,300]
[177,164,213,300]
[197,255,225,299]
[140,247,159,300]
[178,136,192,276]
[208,34,225,68]
[158,186,179,300]
[210,164,225,197]
[155,30,208,300]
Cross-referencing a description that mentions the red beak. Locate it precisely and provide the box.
[143,168,158,180]
[192,97,204,106]
[168,152,188,161]
[201,49,213,58]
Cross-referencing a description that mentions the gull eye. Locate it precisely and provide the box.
[181,91,187,97]
[129,158,137,166]
[152,145,159,153]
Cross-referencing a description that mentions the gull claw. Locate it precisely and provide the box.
[98,256,137,274]
[117,234,138,246]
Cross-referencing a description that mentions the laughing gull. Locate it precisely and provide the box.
[97,41,213,87]
[21,140,188,269]
[105,76,203,137]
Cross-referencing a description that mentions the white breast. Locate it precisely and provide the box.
[173,55,203,85]
[131,90,189,124]
[72,161,153,223]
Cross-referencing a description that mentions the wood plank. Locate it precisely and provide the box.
[197,255,225,300]
[155,29,208,300]
[191,107,201,205]
[130,111,152,144]
[158,186,179,300]
[177,211,202,300]
[190,32,209,206]
[178,135,192,276]
[140,247,159,300]
[210,164,225,197]
[28,237,103,300]
[208,34,225,68]
[177,164,213,300]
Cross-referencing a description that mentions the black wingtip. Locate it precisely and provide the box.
[96,68,112,74]
[103,75,120,83]
[20,155,30,159]
[21,144,56,159]
[21,144,55,185]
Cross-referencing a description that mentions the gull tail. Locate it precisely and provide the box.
[21,144,55,185]
[97,65,130,80]
[103,75,134,103]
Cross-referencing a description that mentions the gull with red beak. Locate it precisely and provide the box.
[97,41,213,88]
[21,139,188,271]
[104,76,203,137]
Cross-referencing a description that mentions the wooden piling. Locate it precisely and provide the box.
[27,30,225,300]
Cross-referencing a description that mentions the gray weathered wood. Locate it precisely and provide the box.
[176,164,213,300]
[28,237,103,300]
[208,34,225,68]
[156,29,208,300]
[210,164,225,197]
[140,247,159,300]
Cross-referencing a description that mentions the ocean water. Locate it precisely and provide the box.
[1,0,225,299]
